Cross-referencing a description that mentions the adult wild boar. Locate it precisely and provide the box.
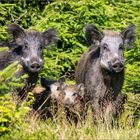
[1,24,58,99]
[75,24,135,123]
[8,24,58,72]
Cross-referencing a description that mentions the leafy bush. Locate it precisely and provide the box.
[0,0,140,137]
[124,62,140,93]
[0,61,32,134]
[33,0,140,92]
[0,0,46,41]
[0,94,30,135]
[0,0,140,92]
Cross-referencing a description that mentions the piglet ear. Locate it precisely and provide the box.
[7,24,25,45]
[121,24,135,49]
[58,75,66,83]
[77,83,85,97]
[42,28,58,47]
[57,75,67,89]
[85,24,103,46]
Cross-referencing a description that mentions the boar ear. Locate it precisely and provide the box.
[85,24,103,46]
[41,77,54,90]
[121,24,135,49]
[77,83,85,97]
[7,24,25,44]
[42,28,58,47]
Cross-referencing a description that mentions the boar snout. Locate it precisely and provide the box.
[112,60,124,73]
[28,58,43,72]
[64,98,71,106]
[30,62,41,72]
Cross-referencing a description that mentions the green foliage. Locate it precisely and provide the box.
[0,61,26,94]
[33,0,140,92]
[0,94,30,134]
[0,61,33,135]
[0,0,140,138]
[119,93,140,128]
[124,62,140,93]
[0,0,46,41]
[1,105,140,140]
[0,61,19,94]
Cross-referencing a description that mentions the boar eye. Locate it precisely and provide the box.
[72,92,77,96]
[23,45,28,50]
[25,45,28,49]
[23,42,28,49]
[57,87,60,90]
[102,43,109,51]
[119,44,124,50]
[40,46,43,50]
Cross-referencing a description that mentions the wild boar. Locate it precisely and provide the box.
[75,24,135,124]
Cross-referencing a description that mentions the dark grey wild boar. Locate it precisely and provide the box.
[0,24,58,99]
[7,24,58,73]
[75,24,135,123]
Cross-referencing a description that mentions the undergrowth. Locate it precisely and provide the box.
[0,0,140,139]
[1,99,140,140]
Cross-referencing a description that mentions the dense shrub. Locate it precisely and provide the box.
[0,61,32,134]
[33,0,140,92]
[0,0,140,136]
[0,0,46,41]
[0,0,140,92]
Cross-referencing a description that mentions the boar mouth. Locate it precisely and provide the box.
[112,67,124,73]
[29,67,41,73]
[105,61,124,73]
[112,62,124,73]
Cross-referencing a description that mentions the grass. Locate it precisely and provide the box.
[1,95,140,140]
[1,114,139,140]
[0,47,9,52]
[0,63,139,139]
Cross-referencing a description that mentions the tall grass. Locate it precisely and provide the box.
[0,92,140,139]
[0,0,140,139]
[1,103,140,140]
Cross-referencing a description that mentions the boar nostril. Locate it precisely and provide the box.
[30,62,41,70]
[113,64,118,68]
[120,64,124,68]
[112,62,124,72]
